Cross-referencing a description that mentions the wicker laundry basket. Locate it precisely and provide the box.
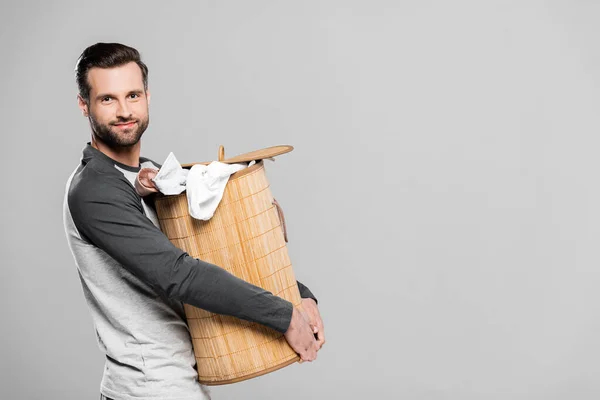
[154,145,302,385]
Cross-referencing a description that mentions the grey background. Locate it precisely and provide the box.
[2,0,600,399]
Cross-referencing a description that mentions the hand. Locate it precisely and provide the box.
[284,306,319,362]
[135,167,159,197]
[301,298,326,350]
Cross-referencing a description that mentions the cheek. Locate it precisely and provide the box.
[133,103,149,119]
[90,106,115,124]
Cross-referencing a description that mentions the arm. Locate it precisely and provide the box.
[68,171,292,333]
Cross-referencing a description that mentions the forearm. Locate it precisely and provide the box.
[169,253,293,333]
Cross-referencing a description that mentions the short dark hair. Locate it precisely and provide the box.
[75,42,149,103]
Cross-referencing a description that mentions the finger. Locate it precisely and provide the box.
[305,338,319,361]
[300,351,313,362]
[317,332,325,346]
[313,331,323,349]
[317,323,324,340]
[310,338,320,358]
[316,331,326,349]
[301,351,315,362]
[317,317,324,329]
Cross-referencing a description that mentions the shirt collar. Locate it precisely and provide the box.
[82,142,142,173]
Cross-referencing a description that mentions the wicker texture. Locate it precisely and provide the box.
[154,160,301,385]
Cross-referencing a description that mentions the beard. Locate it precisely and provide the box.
[89,112,150,148]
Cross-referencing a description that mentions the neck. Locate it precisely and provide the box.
[91,136,142,168]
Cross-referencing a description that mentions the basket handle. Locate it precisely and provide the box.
[272,198,288,243]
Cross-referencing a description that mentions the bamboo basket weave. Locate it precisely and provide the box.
[154,145,301,385]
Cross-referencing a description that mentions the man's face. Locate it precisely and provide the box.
[78,62,150,148]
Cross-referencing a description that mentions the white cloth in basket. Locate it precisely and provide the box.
[152,152,248,221]
[153,152,188,195]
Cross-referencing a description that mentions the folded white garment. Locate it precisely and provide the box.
[186,161,247,220]
[152,152,189,195]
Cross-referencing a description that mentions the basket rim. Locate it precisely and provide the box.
[154,160,265,200]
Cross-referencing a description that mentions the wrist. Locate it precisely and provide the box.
[301,297,317,307]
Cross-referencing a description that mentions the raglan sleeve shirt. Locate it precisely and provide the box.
[68,163,316,334]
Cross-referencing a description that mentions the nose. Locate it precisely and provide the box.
[116,99,133,119]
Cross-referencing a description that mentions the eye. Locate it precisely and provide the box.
[101,96,112,103]
[129,93,140,99]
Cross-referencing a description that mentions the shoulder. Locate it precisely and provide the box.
[67,159,141,213]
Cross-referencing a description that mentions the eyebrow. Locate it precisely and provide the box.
[95,90,145,101]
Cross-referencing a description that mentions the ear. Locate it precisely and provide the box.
[77,94,89,117]
[146,88,151,105]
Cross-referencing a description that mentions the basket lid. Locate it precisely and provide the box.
[181,145,293,168]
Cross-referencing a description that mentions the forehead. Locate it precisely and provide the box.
[87,62,144,96]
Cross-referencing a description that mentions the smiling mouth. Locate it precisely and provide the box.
[113,121,137,127]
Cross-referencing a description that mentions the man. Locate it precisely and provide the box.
[63,42,325,400]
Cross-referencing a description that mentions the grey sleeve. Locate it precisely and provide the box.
[297,281,318,304]
[68,171,293,333]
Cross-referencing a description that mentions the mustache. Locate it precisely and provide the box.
[111,118,138,125]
